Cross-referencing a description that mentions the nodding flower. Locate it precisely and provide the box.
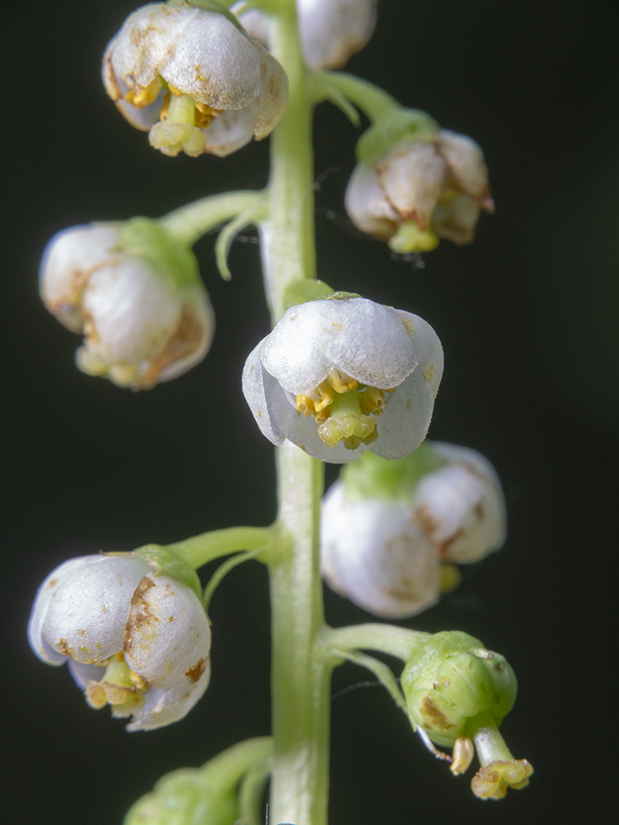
[102,2,288,157]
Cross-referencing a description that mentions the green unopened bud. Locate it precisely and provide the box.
[401,631,517,748]
[401,631,532,800]
[125,737,272,825]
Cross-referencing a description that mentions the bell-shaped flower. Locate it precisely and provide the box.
[409,442,506,563]
[320,479,440,617]
[242,295,443,463]
[346,130,494,251]
[28,553,211,731]
[102,2,288,157]
[39,219,214,389]
[239,0,378,71]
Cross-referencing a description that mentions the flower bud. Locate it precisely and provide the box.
[401,631,517,749]
[28,551,211,731]
[242,294,443,463]
[240,0,378,71]
[409,442,506,563]
[346,129,494,251]
[103,2,288,157]
[39,219,214,389]
[320,479,439,617]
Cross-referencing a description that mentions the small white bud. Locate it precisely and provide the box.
[28,554,211,731]
[346,130,494,251]
[320,480,440,618]
[39,221,214,389]
[410,442,506,563]
[103,3,288,157]
[242,295,443,463]
[240,0,378,71]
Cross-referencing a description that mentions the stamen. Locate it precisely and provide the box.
[327,368,358,393]
[450,736,475,775]
[124,77,163,108]
[296,382,334,416]
[358,386,386,415]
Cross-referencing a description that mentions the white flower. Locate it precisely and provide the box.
[102,2,288,157]
[40,221,214,389]
[410,442,506,563]
[242,295,443,463]
[28,554,211,731]
[320,480,440,617]
[346,130,494,249]
[239,0,377,71]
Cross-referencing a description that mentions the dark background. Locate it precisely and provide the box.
[3,1,618,823]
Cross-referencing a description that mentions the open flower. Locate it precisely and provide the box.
[239,0,378,71]
[320,480,439,617]
[28,553,211,731]
[102,2,288,157]
[242,295,443,463]
[40,219,214,389]
[346,130,494,251]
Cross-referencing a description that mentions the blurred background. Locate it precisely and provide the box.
[3,1,618,823]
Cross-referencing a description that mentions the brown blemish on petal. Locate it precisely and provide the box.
[185,658,206,684]
[123,576,158,654]
[141,305,205,387]
[420,695,455,730]
[57,638,72,657]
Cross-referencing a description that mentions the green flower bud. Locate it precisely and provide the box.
[401,631,517,748]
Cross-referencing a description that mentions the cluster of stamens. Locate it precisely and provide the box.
[295,368,395,450]
[124,77,221,130]
[84,652,147,716]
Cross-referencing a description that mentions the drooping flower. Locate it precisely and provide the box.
[39,218,214,389]
[346,129,494,251]
[28,552,211,731]
[102,2,288,157]
[242,294,443,463]
[320,480,440,617]
[239,0,378,71]
[319,443,506,616]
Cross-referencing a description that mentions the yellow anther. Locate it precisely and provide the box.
[327,368,358,393]
[359,386,387,415]
[450,736,475,776]
[296,382,334,416]
[125,77,163,108]
[195,101,221,130]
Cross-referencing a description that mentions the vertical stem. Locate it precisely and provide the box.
[260,3,328,824]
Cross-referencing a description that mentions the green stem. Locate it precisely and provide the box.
[316,623,430,663]
[259,6,329,823]
[316,71,400,122]
[166,525,275,569]
[160,191,267,246]
[259,4,317,321]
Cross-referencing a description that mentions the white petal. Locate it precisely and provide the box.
[39,224,120,332]
[123,576,211,690]
[204,103,258,157]
[412,442,506,562]
[432,195,481,245]
[125,665,210,731]
[298,0,377,70]
[67,659,105,689]
[315,299,418,388]
[369,369,434,460]
[377,141,446,231]
[153,286,215,384]
[242,339,286,446]
[39,555,149,664]
[262,298,418,394]
[393,309,444,400]
[345,163,399,240]
[436,130,490,203]
[81,259,181,365]
[320,482,440,617]
[253,48,289,139]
